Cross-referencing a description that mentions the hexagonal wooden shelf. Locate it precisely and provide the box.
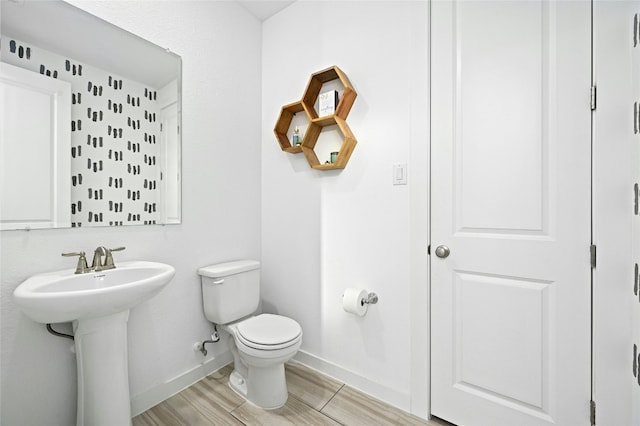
[274,65,358,170]
[301,65,357,121]
[274,101,305,153]
[301,116,356,170]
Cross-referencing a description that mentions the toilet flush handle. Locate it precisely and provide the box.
[212,278,225,285]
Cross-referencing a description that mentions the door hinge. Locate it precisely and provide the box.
[590,86,597,110]
[590,400,596,425]
[590,244,597,269]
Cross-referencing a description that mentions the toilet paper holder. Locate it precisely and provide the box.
[362,292,378,305]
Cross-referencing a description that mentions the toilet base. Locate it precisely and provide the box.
[228,363,289,409]
[228,370,248,400]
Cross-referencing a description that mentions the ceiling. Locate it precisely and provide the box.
[236,0,296,21]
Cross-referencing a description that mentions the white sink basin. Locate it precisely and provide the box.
[13,260,175,324]
[13,260,175,425]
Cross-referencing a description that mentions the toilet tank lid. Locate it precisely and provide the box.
[198,260,260,278]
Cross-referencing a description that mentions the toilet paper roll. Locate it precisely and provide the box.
[342,288,369,316]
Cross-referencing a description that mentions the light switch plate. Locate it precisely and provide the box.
[393,164,408,185]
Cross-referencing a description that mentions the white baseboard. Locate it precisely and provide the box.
[293,350,411,413]
[130,350,233,417]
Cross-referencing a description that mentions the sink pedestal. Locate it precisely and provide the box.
[73,310,132,426]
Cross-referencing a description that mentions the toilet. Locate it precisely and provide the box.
[198,260,302,409]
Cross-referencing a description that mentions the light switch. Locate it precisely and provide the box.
[393,164,408,185]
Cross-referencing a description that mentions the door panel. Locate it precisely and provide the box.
[431,1,591,425]
[456,1,547,234]
[454,272,549,408]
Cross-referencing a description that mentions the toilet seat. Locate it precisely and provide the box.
[235,314,302,351]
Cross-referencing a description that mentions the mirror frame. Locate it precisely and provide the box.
[1,0,182,230]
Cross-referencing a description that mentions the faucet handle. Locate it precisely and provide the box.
[103,246,126,269]
[62,251,90,274]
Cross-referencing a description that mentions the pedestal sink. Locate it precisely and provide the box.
[13,261,175,426]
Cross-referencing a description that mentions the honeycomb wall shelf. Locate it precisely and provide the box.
[274,101,305,153]
[302,116,356,170]
[273,65,358,170]
[301,66,357,121]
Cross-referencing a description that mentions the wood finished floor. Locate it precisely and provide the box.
[133,361,445,426]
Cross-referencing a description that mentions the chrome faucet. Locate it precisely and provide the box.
[91,247,108,271]
[63,246,126,274]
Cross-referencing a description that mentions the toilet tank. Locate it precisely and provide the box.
[198,260,260,324]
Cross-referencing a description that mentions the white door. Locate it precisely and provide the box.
[0,62,71,230]
[430,1,592,425]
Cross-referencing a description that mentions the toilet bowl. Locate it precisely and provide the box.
[198,260,303,409]
[222,314,302,408]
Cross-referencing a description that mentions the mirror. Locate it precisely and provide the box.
[0,0,181,230]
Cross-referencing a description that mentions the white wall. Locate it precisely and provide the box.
[0,1,262,424]
[261,0,429,416]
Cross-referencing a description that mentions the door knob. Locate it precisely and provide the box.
[435,245,450,258]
